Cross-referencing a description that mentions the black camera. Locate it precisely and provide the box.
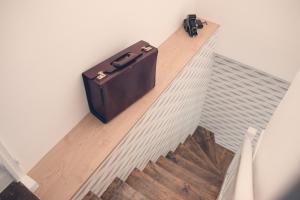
[183,15,206,37]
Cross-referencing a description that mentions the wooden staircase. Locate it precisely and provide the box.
[82,126,234,200]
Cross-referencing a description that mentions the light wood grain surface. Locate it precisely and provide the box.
[29,21,219,200]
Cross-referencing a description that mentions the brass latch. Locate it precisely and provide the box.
[141,46,153,52]
[96,71,107,80]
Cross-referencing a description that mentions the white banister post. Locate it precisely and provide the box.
[253,129,265,160]
[233,127,257,200]
[0,140,38,192]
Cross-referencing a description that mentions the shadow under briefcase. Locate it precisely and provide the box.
[82,41,158,123]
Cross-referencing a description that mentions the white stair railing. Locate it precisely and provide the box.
[217,127,257,200]
[233,127,257,200]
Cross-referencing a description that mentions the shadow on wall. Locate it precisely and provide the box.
[279,176,300,200]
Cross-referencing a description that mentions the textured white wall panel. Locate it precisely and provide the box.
[0,165,13,192]
[199,54,290,152]
[72,34,217,200]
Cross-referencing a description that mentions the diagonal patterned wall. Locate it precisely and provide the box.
[72,33,218,200]
[199,54,290,153]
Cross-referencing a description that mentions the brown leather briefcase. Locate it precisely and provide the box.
[82,41,158,123]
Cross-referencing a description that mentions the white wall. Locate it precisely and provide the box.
[0,0,197,171]
[196,0,300,82]
[253,69,300,200]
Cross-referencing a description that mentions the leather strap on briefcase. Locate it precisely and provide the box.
[105,52,143,74]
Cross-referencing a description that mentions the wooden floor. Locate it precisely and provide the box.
[83,126,234,200]
[0,182,39,200]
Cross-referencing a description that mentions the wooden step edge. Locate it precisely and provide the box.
[156,156,219,199]
[175,143,221,176]
[111,179,149,200]
[157,156,221,194]
[192,126,218,165]
[101,177,123,200]
[166,151,223,186]
[82,191,101,200]
[184,135,218,168]
[143,161,203,200]
[126,168,183,200]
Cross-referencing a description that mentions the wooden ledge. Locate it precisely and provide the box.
[29,20,219,200]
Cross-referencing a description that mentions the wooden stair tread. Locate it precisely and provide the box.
[156,156,219,199]
[82,191,101,200]
[143,161,204,200]
[174,143,220,175]
[101,178,122,200]
[183,135,218,171]
[102,178,148,200]
[166,151,222,187]
[192,126,218,166]
[215,143,234,176]
[109,183,148,200]
[126,168,183,200]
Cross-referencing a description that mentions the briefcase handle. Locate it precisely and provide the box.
[112,52,142,69]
